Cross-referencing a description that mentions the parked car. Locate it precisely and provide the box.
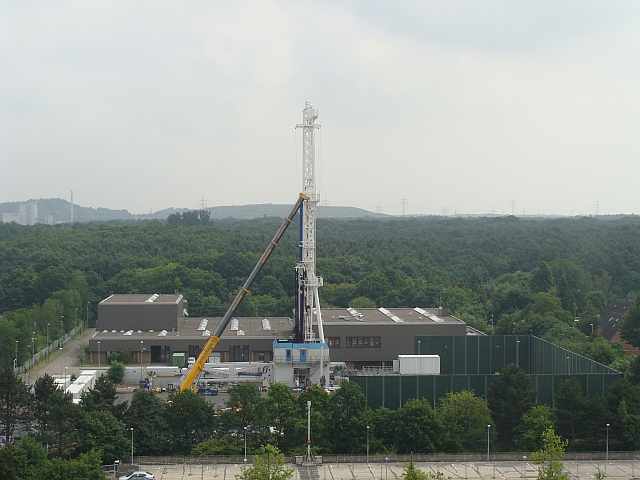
[119,471,156,479]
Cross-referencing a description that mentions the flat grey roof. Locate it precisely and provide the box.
[93,316,294,341]
[321,307,464,325]
[100,294,182,305]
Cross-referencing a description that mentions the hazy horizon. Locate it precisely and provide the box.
[2,2,639,216]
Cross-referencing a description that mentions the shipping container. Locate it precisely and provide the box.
[398,355,440,375]
[172,352,186,367]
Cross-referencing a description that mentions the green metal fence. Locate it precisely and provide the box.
[351,335,621,410]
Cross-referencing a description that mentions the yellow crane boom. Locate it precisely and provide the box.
[179,193,308,391]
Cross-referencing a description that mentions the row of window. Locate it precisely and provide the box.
[327,337,382,348]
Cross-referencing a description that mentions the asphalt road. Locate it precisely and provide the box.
[28,328,96,385]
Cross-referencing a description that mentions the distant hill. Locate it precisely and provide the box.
[207,203,385,219]
[0,198,386,223]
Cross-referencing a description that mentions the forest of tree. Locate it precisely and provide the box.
[1,214,639,372]
[2,214,640,472]
[3,365,640,470]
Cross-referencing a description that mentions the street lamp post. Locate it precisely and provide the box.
[140,341,144,382]
[46,323,50,362]
[418,340,421,355]
[385,457,389,480]
[516,340,520,366]
[244,426,248,462]
[366,425,370,464]
[30,333,35,384]
[606,423,609,462]
[74,308,77,331]
[591,323,594,335]
[60,315,64,348]
[523,456,527,479]
[14,340,18,370]
[130,427,134,465]
[97,342,101,371]
[491,314,494,335]
[487,424,491,462]
[86,302,89,331]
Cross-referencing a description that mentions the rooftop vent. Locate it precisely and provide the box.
[230,319,239,331]
[379,307,404,322]
[237,329,245,336]
[202,330,211,337]
[262,319,272,331]
[197,319,208,331]
[146,294,159,303]
[158,330,168,337]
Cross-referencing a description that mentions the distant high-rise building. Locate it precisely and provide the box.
[19,202,38,225]
[2,202,39,225]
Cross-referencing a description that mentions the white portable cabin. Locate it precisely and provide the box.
[394,355,440,375]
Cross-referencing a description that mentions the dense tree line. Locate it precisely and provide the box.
[1,215,639,372]
[3,363,640,475]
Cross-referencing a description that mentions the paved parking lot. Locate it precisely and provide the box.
[110,460,640,480]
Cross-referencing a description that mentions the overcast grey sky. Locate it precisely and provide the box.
[1,1,639,216]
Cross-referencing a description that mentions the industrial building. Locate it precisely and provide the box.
[89,294,470,369]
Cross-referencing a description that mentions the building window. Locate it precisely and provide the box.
[327,337,340,348]
[346,336,381,348]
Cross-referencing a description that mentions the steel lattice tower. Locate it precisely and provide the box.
[296,101,323,343]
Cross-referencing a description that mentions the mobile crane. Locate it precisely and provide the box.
[179,193,308,391]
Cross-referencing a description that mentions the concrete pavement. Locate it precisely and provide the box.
[109,460,640,480]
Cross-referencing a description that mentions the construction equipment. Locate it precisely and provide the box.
[179,193,308,391]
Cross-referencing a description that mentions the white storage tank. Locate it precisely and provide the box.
[398,355,440,375]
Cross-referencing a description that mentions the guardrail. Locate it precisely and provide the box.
[135,451,640,466]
